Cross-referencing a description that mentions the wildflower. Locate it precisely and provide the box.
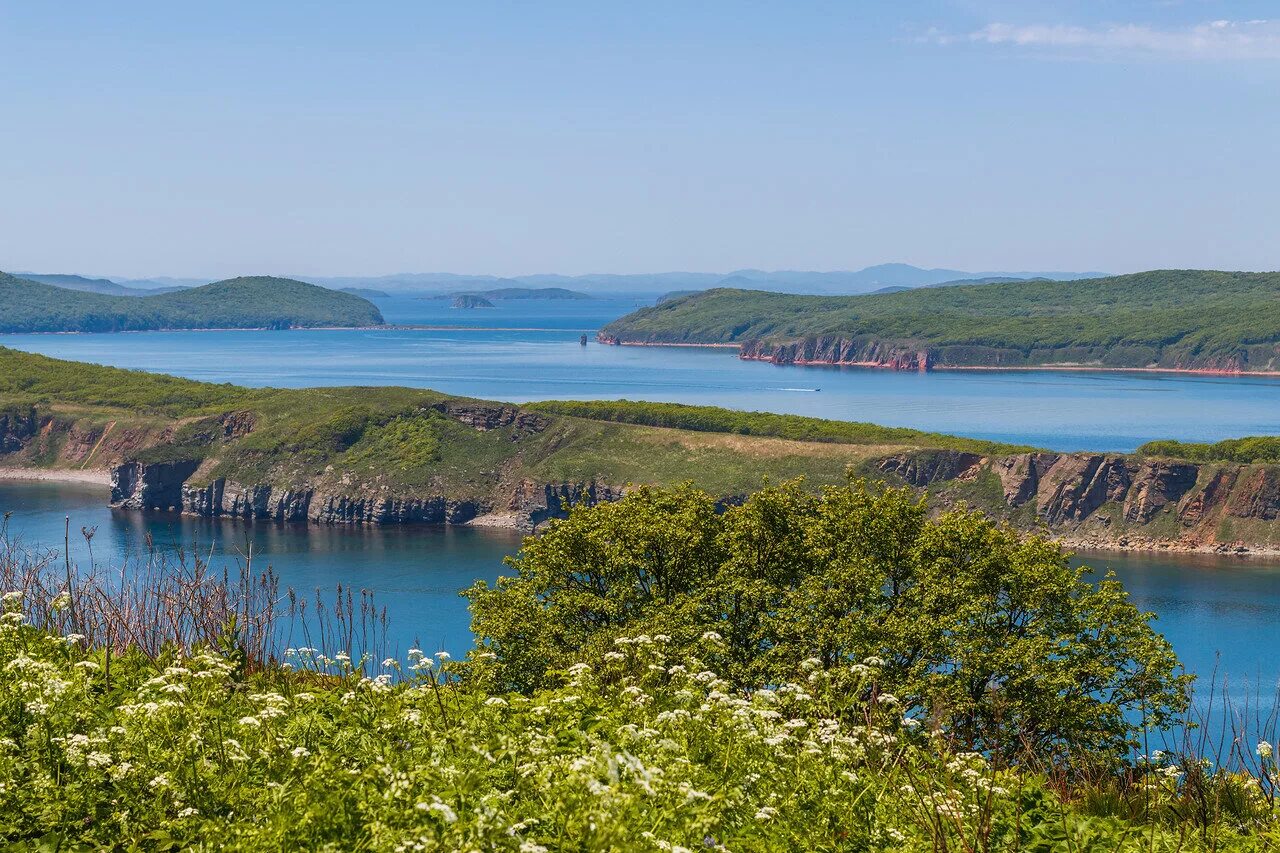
[700,631,722,643]
[603,651,626,662]
[237,716,262,727]
[485,697,508,707]
[150,773,170,790]
[416,799,458,823]
[1259,741,1274,760]
[754,806,778,821]
[178,807,199,818]
[863,656,885,667]
[407,647,423,659]
[434,650,451,660]
[382,658,399,668]
[291,746,312,759]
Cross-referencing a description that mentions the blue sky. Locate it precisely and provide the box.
[2,1,1277,278]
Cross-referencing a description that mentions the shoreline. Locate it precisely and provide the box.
[0,468,1275,560]
[0,467,111,486]
[604,340,1280,378]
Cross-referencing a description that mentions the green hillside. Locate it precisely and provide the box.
[0,273,384,333]
[0,347,1023,501]
[601,270,1280,371]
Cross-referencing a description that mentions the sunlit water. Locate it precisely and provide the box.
[2,481,1277,706]
[2,295,1280,720]
[3,295,1280,452]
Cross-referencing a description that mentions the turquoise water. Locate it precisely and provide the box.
[2,480,1277,700]
[4,295,1280,452]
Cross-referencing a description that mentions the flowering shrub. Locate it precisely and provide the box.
[0,593,1275,850]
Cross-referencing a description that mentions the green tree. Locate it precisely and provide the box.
[466,480,1191,762]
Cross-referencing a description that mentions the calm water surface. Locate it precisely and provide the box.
[3,296,1280,697]
[2,481,1277,698]
[4,295,1280,452]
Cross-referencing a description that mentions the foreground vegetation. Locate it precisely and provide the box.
[2,482,1278,850]
[601,270,1280,370]
[0,273,384,333]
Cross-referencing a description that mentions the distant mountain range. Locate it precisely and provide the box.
[303,264,1108,296]
[10,264,1110,298]
[14,273,190,296]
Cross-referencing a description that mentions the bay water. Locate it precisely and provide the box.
[1,294,1278,705]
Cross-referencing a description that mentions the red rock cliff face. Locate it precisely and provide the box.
[878,450,1280,554]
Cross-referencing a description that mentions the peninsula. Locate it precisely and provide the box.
[4,347,1280,554]
[0,273,384,333]
[600,270,1280,374]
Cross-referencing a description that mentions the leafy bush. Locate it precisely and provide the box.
[1138,436,1280,464]
[467,481,1191,762]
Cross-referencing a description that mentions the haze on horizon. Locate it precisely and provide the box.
[2,1,1278,280]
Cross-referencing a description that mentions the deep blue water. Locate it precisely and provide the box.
[2,295,1280,704]
[2,480,1277,703]
[3,295,1280,452]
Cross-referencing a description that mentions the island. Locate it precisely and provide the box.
[3,346,1280,554]
[599,269,1280,374]
[451,294,496,308]
[0,273,385,333]
[432,286,591,301]
[338,286,390,298]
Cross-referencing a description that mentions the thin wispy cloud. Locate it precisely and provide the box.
[931,19,1280,60]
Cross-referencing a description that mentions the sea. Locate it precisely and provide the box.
[2,292,1278,714]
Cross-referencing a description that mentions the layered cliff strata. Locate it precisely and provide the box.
[874,449,1279,553]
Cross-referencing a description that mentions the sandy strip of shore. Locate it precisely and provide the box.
[0,468,111,486]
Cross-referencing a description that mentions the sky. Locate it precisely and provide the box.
[2,1,1278,279]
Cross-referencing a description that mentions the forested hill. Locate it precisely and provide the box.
[599,270,1280,373]
[0,273,385,333]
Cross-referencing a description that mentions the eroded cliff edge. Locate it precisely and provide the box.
[874,449,1280,554]
[11,404,1280,551]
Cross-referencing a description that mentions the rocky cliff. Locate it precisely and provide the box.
[106,461,621,531]
[874,449,1280,553]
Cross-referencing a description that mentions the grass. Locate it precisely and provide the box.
[0,347,1033,507]
[529,399,1036,455]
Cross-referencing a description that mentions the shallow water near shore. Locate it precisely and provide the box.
[5,295,1280,452]
[2,480,1277,707]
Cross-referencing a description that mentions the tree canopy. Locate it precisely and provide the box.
[467,480,1191,760]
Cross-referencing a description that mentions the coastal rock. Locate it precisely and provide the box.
[877,450,984,486]
[1177,468,1238,526]
[1123,460,1198,522]
[430,401,548,436]
[741,337,932,371]
[509,479,625,528]
[993,452,1060,507]
[1035,455,1131,524]
[0,409,39,453]
[1225,467,1280,520]
[111,459,202,512]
